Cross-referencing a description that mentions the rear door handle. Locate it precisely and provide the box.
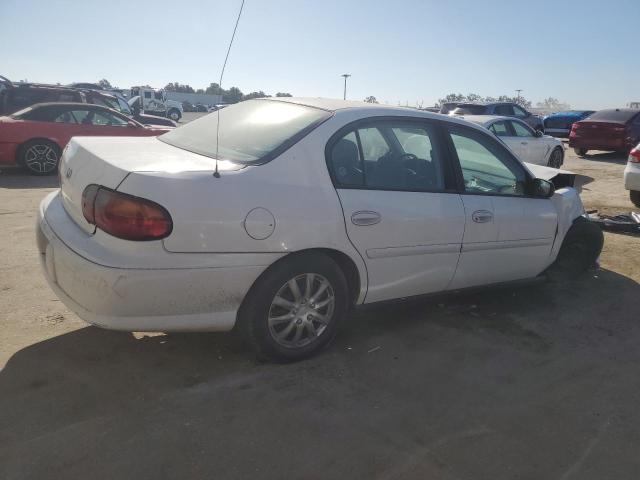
[351,211,381,226]
[472,210,493,223]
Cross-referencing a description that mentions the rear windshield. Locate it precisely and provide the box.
[451,104,486,115]
[159,100,332,164]
[587,109,638,122]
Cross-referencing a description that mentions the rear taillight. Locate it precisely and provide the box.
[629,147,640,164]
[82,185,172,241]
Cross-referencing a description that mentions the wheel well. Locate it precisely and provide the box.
[15,138,61,165]
[312,248,361,306]
[249,248,362,307]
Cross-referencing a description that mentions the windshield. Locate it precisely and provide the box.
[159,99,332,164]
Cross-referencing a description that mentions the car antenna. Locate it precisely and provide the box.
[213,0,245,178]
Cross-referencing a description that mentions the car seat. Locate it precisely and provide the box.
[331,139,362,185]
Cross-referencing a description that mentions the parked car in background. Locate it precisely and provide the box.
[624,143,640,207]
[0,79,176,127]
[569,109,640,156]
[0,81,83,115]
[182,101,196,112]
[194,103,208,112]
[37,98,602,361]
[0,103,172,175]
[543,110,595,138]
[461,115,565,167]
[450,102,544,132]
[439,102,460,114]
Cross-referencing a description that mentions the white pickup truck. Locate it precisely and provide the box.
[130,87,183,122]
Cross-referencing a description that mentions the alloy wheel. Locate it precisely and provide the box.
[267,273,335,349]
[24,144,58,174]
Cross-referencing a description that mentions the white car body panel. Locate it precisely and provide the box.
[624,161,640,191]
[337,189,465,302]
[38,98,588,333]
[459,115,564,166]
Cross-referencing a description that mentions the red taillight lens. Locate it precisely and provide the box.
[82,185,172,240]
[629,147,640,164]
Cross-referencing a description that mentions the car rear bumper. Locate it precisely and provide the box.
[569,137,631,151]
[37,191,276,332]
[624,162,640,191]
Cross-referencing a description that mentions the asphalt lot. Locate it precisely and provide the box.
[1,142,639,479]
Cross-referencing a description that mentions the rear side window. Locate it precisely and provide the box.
[489,121,510,137]
[328,120,447,191]
[494,104,515,115]
[452,105,486,115]
[160,100,331,164]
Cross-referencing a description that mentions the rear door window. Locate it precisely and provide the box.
[494,104,515,115]
[328,121,447,191]
[489,121,511,137]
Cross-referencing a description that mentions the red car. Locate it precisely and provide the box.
[0,102,172,175]
[569,108,640,157]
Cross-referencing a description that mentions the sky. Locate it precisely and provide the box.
[1,0,638,109]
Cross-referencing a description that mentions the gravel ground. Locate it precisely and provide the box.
[0,145,639,480]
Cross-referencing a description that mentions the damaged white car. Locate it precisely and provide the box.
[37,98,603,360]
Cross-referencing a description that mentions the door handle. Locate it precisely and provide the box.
[472,210,493,223]
[351,211,381,226]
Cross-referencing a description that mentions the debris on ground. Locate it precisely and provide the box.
[587,210,640,235]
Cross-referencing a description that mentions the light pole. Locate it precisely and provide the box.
[515,89,523,102]
[341,74,351,100]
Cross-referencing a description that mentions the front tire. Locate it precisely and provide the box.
[574,147,588,157]
[167,109,181,122]
[20,139,61,175]
[548,147,564,168]
[239,253,348,361]
[631,190,640,208]
[546,219,604,282]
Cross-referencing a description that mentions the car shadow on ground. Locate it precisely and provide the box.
[1,269,640,479]
[0,167,59,189]
[581,151,628,165]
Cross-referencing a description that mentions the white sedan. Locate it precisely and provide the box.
[37,98,603,360]
[458,115,565,168]
[624,143,640,207]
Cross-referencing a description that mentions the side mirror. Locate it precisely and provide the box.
[531,178,555,198]
[534,129,543,138]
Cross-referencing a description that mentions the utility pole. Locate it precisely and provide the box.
[341,74,351,100]
[515,89,523,102]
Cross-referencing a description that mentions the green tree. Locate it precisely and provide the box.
[164,82,195,93]
[223,86,244,103]
[364,96,378,103]
[243,91,269,100]
[205,83,224,95]
[275,92,292,97]
[97,78,112,89]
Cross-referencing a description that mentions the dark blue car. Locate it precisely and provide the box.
[543,110,595,138]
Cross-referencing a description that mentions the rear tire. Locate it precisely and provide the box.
[630,190,640,208]
[574,147,588,157]
[546,219,604,282]
[548,147,564,168]
[19,139,61,176]
[238,252,348,362]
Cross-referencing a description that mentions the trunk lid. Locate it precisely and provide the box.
[59,136,243,233]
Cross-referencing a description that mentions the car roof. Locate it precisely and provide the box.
[264,97,495,134]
